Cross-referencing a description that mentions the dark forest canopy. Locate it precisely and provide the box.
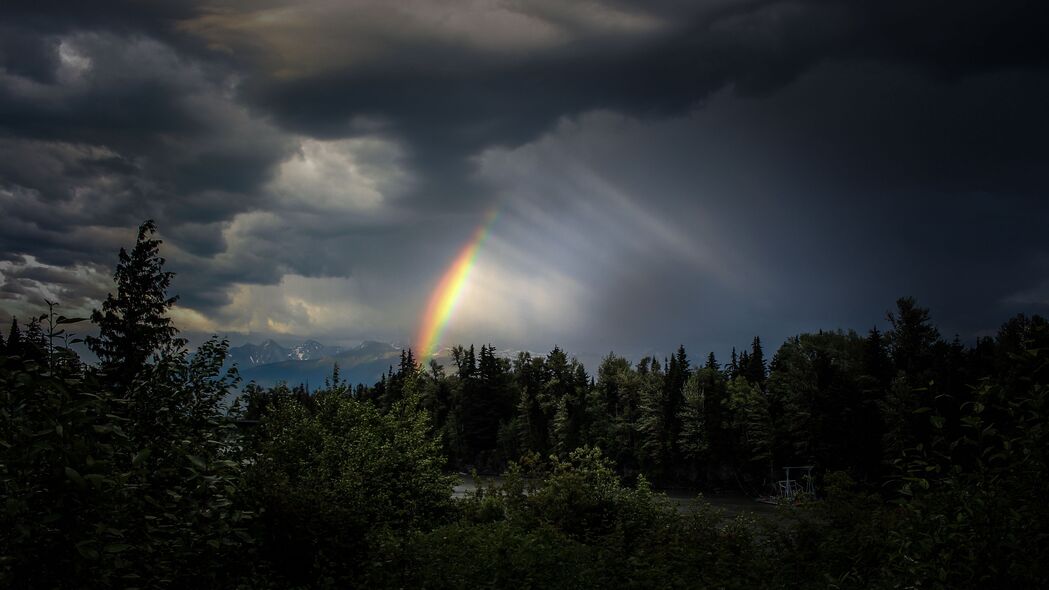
[2,222,1047,588]
[247,296,1043,495]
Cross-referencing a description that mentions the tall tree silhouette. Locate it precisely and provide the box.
[6,318,21,356]
[705,351,720,372]
[745,336,766,386]
[863,326,891,387]
[87,220,182,390]
[886,297,940,379]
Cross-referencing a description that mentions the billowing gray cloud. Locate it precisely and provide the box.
[0,0,1047,359]
[220,0,1049,205]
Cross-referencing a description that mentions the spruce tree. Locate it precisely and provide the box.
[745,336,766,386]
[705,351,720,372]
[7,317,22,355]
[663,345,690,465]
[886,296,940,378]
[863,326,891,386]
[677,372,709,477]
[23,318,47,362]
[727,347,738,379]
[465,344,477,378]
[87,220,183,389]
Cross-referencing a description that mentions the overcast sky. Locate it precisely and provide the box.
[1,0,1048,362]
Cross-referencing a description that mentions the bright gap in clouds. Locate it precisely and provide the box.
[270,137,413,214]
[388,110,754,357]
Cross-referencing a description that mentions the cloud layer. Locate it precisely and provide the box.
[2,0,1048,358]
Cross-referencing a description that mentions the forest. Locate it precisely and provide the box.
[2,222,1047,588]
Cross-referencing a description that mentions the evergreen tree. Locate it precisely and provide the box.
[514,351,550,456]
[466,345,477,377]
[87,220,182,390]
[458,344,516,466]
[697,362,730,483]
[7,317,22,356]
[22,318,47,363]
[882,298,943,460]
[553,361,590,455]
[636,367,668,477]
[677,371,708,482]
[863,326,891,387]
[383,348,420,407]
[400,348,417,376]
[552,395,572,455]
[745,336,766,386]
[886,297,940,378]
[727,347,738,379]
[597,353,628,417]
[593,353,640,469]
[726,376,774,486]
[327,362,344,390]
[545,346,571,394]
[662,345,690,468]
[705,351,720,372]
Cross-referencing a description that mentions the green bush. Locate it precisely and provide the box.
[247,389,456,586]
[0,343,256,588]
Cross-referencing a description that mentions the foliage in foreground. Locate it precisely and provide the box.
[247,385,456,586]
[0,335,255,587]
[398,448,769,590]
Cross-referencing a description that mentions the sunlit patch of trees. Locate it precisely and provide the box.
[1,221,1047,588]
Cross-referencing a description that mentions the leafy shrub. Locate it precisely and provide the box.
[0,341,256,588]
[247,389,456,586]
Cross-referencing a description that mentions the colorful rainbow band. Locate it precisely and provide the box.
[414,209,498,361]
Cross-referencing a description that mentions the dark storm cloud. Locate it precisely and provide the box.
[5,0,1047,202]
[1,0,1048,351]
[0,28,293,276]
[230,0,1049,201]
[4,0,203,55]
[0,26,61,83]
[470,53,1049,353]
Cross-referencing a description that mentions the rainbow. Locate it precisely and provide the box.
[414,209,499,361]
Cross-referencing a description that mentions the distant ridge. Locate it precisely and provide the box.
[226,339,346,368]
[224,339,399,388]
[222,339,593,389]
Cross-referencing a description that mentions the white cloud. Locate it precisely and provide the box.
[178,273,411,343]
[438,248,588,348]
[269,136,413,213]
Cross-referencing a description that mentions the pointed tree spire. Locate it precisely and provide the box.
[705,351,720,372]
[7,317,22,356]
[87,220,183,389]
[745,336,766,385]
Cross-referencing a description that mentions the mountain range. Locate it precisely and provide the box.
[222,339,600,391]
[224,339,403,389]
[227,339,345,368]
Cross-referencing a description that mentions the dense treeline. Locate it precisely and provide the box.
[273,299,1042,497]
[2,221,1047,588]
